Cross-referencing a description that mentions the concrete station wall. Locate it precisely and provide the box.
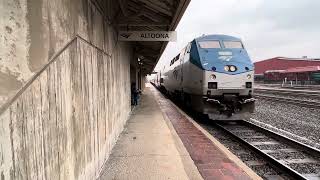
[0,0,132,179]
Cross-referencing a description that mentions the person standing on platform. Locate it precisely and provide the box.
[131,83,139,106]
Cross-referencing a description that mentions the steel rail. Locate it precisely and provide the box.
[242,120,320,157]
[214,120,320,180]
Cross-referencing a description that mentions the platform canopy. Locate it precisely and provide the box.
[110,0,191,74]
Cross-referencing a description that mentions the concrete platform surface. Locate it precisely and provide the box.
[98,84,203,180]
[98,84,261,180]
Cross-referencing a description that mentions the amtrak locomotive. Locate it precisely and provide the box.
[153,34,255,120]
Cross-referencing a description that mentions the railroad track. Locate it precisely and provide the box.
[214,120,320,180]
[255,89,320,99]
[254,94,320,108]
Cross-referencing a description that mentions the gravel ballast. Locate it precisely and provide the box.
[250,99,320,148]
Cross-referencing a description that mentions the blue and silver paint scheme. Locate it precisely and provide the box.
[158,34,255,120]
[190,35,254,96]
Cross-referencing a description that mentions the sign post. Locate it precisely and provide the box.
[118,31,177,42]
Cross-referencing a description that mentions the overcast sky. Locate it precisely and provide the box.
[155,0,320,71]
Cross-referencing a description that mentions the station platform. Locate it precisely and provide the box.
[98,84,261,180]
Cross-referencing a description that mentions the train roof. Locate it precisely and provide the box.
[194,34,241,42]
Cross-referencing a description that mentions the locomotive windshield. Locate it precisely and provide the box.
[223,41,243,49]
[198,41,244,49]
[198,41,221,49]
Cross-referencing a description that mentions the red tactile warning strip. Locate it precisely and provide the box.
[151,88,252,180]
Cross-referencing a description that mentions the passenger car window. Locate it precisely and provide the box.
[223,41,243,49]
[198,41,221,48]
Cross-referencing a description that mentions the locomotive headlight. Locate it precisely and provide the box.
[229,65,237,72]
[224,66,229,72]
[247,74,252,79]
[210,74,216,80]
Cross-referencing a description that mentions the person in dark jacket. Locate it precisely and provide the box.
[131,83,139,105]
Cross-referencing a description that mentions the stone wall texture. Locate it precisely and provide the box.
[0,0,133,180]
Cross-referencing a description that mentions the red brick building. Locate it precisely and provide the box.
[254,57,320,75]
[254,57,320,83]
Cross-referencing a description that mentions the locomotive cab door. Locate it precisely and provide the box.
[178,47,187,87]
[181,43,191,90]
